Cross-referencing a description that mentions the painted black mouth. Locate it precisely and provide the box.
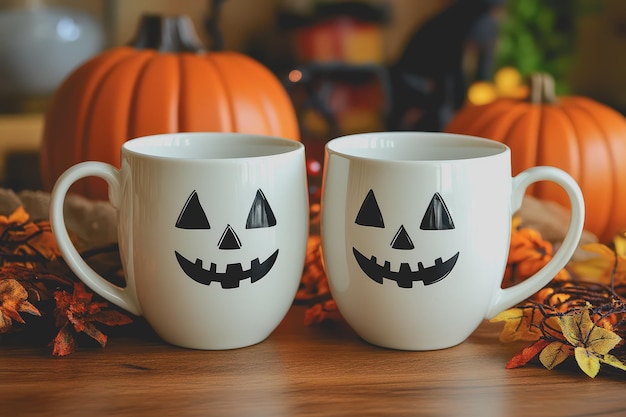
[353,248,459,288]
[175,249,279,288]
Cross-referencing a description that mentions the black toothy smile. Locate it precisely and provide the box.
[353,248,459,288]
[175,249,279,288]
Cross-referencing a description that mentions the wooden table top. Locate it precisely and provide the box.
[2,304,626,417]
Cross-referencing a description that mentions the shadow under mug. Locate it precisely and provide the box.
[49,132,309,350]
[320,131,585,351]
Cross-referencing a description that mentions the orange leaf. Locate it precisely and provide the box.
[503,222,569,287]
[491,308,543,342]
[25,221,62,261]
[304,300,340,326]
[0,278,41,332]
[0,206,29,232]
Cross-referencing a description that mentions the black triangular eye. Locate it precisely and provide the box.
[420,193,455,230]
[176,191,210,229]
[246,189,276,229]
[355,189,384,228]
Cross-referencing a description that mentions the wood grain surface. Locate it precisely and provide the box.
[2,305,626,417]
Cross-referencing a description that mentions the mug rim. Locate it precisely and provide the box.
[122,132,303,160]
[325,131,509,162]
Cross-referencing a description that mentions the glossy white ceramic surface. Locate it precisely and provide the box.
[50,133,309,350]
[321,132,584,350]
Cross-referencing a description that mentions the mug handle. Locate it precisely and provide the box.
[49,162,142,316]
[485,166,585,318]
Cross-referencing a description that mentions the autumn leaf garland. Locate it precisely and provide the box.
[493,299,626,377]
[0,206,132,356]
[489,219,626,378]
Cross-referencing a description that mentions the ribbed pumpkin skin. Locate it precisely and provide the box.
[41,47,300,200]
[445,94,626,243]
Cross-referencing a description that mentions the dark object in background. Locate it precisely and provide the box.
[278,1,390,32]
[279,1,391,139]
[388,0,504,132]
[278,1,390,66]
[204,0,225,51]
[5,151,42,191]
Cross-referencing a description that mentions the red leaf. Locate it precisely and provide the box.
[51,325,77,356]
[80,321,108,347]
[52,282,132,353]
[92,310,134,327]
[506,339,550,369]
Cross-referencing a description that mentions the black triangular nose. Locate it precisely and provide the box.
[391,225,414,250]
[218,225,241,250]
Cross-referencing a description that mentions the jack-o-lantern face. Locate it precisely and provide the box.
[174,189,278,288]
[353,189,460,288]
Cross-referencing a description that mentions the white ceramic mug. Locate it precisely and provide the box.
[321,132,584,351]
[50,132,309,350]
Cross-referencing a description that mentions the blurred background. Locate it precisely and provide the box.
[0,0,625,192]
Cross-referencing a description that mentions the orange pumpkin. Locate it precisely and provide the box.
[446,73,626,243]
[41,14,300,200]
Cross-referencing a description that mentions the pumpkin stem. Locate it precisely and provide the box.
[528,73,557,104]
[129,14,205,53]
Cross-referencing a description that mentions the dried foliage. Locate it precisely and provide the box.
[492,223,626,378]
[0,206,132,356]
[297,204,342,325]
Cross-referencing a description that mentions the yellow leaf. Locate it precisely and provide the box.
[558,308,594,346]
[574,347,601,378]
[511,216,523,231]
[491,308,542,343]
[542,315,565,340]
[0,206,30,236]
[586,326,622,355]
[3,205,29,225]
[558,307,622,355]
[568,255,612,282]
[580,242,618,257]
[612,233,626,257]
[570,242,626,285]
[539,341,571,370]
[599,354,626,373]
